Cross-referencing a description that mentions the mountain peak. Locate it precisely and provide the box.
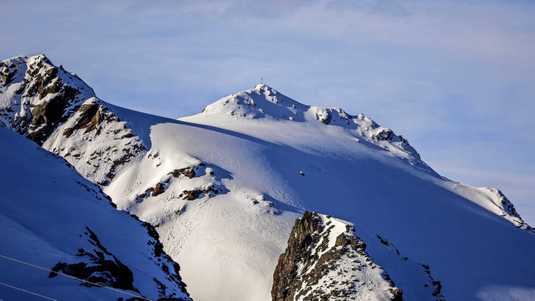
[197,84,433,174]
[1,53,51,67]
[1,53,95,143]
[200,83,308,121]
[253,82,272,91]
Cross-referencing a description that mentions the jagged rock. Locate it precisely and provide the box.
[0,61,16,85]
[62,101,101,137]
[169,167,196,179]
[471,187,533,231]
[179,185,220,201]
[0,55,144,185]
[315,108,331,124]
[0,54,95,144]
[272,211,403,301]
[153,183,165,197]
[44,98,146,185]
[49,227,138,292]
[373,128,394,141]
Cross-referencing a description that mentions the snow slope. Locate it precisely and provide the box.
[2,55,535,301]
[105,84,535,301]
[0,128,191,300]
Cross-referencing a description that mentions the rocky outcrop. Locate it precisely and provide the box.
[470,187,533,231]
[169,167,196,179]
[133,162,228,205]
[43,98,146,185]
[179,184,221,200]
[272,211,403,301]
[0,55,140,184]
[490,188,530,229]
[0,55,145,186]
[0,54,95,144]
[49,227,139,292]
[48,224,190,301]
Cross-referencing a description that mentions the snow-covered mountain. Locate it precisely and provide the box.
[2,54,535,301]
[0,127,191,300]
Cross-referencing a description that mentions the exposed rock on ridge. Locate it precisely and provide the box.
[0,54,94,144]
[0,55,146,186]
[272,211,403,301]
[44,97,146,185]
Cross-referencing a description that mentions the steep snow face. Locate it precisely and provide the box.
[272,212,403,301]
[0,128,190,300]
[105,126,302,301]
[0,54,94,143]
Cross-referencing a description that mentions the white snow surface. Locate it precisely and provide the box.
[0,128,190,300]
[104,84,535,301]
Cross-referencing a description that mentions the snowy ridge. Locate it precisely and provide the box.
[200,83,434,174]
[442,181,532,231]
[43,97,146,185]
[272,212,403,301]
[0,128,190,300]
[0,54,148,185]
[0,54,94,143]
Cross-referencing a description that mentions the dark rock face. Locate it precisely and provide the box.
[62,101,101,137]
[272,211,402,301]
[495,189,525,223]
[0,55,95,144]
[49,225,190,301]
[373,128,394,142]
[133,163,230,205]
[45,98,146,186]
[49,227,139,292]
[179,184,221,201]
[169,167,196,179]
[0,60,17,86]
[272,211,323,301]
[1,55,145,186]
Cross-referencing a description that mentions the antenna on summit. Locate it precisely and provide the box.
[260,77,264,84]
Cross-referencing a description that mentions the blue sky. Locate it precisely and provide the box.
[2,0,534,223]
